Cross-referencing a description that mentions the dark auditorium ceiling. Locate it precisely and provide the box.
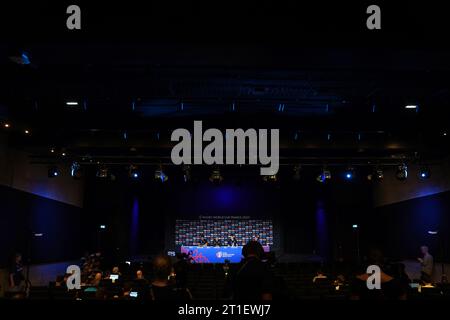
[1,43,450,166]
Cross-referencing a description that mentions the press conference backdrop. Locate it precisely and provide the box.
[175,217,273,247]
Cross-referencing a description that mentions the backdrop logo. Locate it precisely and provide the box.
[216,251,234,259]
[171,121,279,175]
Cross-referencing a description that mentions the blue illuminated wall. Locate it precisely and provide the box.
[172,181,279,218]
[365,190,450,261]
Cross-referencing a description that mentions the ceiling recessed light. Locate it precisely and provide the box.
[24,129,30,134]
[50,148,55,153]
[444,132,448,136]
[66,101,79,106]
[405,105,418,109]
[61,152,66,157]
[4,123,10,128]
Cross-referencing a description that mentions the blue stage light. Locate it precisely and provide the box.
[48,166,59,178]
[155,167,168,182]
[418,166,431,180]
[344,167,355,180]
[316,168,331,183]
[129,165,140,179]
[21,52,31,65]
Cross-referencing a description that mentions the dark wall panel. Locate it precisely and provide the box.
[0,185,82,267]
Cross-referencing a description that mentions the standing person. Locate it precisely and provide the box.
[233,241,274,300]
[9,253,25,292]
[418,246,434,284]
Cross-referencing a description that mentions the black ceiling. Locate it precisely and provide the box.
[1,1,450,166]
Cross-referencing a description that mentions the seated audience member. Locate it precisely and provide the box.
[150,255,192,300]
[121,282,133,300]
[174,254,190,289]
[333,274,346,286]
[391,263,411,296]
[112,266,121,276]
[233,241,274,300]
[54,275,67,288]
[9,253,25,293]
[91,272,103,287]
[312,269,328,283]
[135,270,148,283]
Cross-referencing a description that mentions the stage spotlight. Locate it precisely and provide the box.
[344,167,354,180]
[96,167,109,179]
[292,165,301,181]
[396,164,408,180]
[375,168,384,180]
[418,166,431,180]
[9,51,31,65]
[209,168,223,183]
[129,165,140,179]
[316,168,331,183]
[263,174,278,183]
[155,167,168,182]
[367,168,384,181]
[182,165,192,183]
[4,123,10,128]
[24,129,30,135]
[48,166,59,178]
[71,162,82,179]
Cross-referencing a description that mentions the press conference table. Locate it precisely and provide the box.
[180,245,270,263]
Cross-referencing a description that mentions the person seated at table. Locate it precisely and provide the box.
[211,237,221,247]
[253,235,262,244]
[228,234,238,247]
[198,234,208,247]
